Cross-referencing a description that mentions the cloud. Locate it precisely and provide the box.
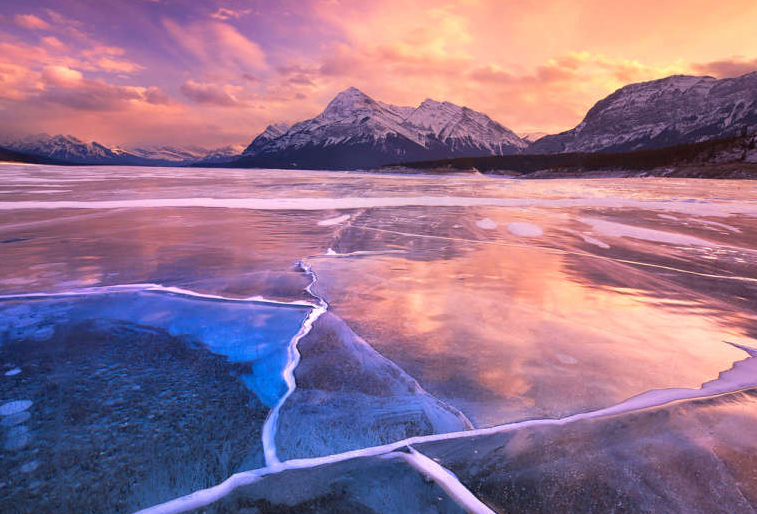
[41,65,83,86]
[142,86,172,105]
[4,0,757,147]
[95,57,143,73]
[41,36,66,51]
[14,14,51,30]
[692,57,757,78]
[0,61,174,112]
[36,77,175,112]
[163,19,267,76]
[0,62,42,101]
[181,80,243,106]
[210,8,252,21]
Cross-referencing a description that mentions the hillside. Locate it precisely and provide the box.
[376,134,757,179]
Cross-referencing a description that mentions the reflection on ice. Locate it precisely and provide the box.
[2,166,757,513]
[579,216,719,246]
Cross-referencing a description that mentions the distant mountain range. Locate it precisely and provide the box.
[528,72,757,154]
[234,87,528,169]
[2,71,756,169]
[0,134,244,166]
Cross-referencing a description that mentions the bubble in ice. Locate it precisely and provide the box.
[475,218,498,229]
[506,222,543,237]
[1,411,31,427]
[20,460,39,473]
[557,353,578,365]
[3,425,31,451]
[0,400,33,416]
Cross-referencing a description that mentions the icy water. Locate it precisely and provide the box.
[1,164,757,513]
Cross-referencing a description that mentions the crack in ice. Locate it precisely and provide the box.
[386,447,497,514]
[134,343,757,514]
[350,224,757,283]
[261,260,328,467]
[6,275,753,514]
[0,283,316,308]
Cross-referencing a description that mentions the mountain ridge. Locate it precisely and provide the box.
[233,87,527,170]
[0,134,245,166]
[5,71,757,169]
[528,72,757,153]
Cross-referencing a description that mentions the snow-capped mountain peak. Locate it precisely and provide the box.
[3,133,126,162]
[238,87,527,169]
[319,87,378,119]
[242,123,291,156]
[3,133,247,165]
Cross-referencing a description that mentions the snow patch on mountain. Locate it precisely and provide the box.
[529,72,757,154]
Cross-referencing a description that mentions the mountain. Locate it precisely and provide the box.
[127,145,210,163]
[130,144,245,164]
[0,145,67,165]
[379,133,757,179]
[196,144,247,164]
[1,134,146,164]
[528,72,757,154]
[234,87,527,170]
[242,123,289,156]
[1,134,245,166]
[519,132,549,143]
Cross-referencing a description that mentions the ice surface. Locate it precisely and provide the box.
[3,194,757,217]
[275,312,470,460]
[2,165,757,513]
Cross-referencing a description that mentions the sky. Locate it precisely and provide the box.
[1,0,757,148]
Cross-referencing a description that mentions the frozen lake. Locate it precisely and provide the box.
[1,164,757,513]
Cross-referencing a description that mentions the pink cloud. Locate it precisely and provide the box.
[36,77,173,112]
[14,14,51,30]
[0,62,41,101]
[41,65,83,86]
[95,57,142,73]
[163,19,267,76]
[41,36,66,51]
[142,86,172,105]
[180,80,243,106]
[210,8,252,21]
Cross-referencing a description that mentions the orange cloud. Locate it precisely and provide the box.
[3,0,757,147]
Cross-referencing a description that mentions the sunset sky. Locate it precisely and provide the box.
[2,0,757,148]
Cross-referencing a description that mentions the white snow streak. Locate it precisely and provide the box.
[261,261,328,467]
